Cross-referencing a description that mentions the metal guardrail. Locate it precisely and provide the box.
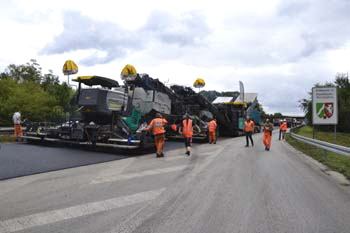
[0,127,15,132]
[290,130,350,157]
[0,127,27,133]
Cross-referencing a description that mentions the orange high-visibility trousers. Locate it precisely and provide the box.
[14,124,23,137]
[209,131,216,143]
[154,134,165,155]
[263,132,271,148]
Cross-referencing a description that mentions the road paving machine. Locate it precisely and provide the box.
[21,66,175,150]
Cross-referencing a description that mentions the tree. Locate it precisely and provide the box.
[273,112,283,118]
[1,59,42,83]
[41,70,60,91]
[0,60,76,126]
[299,98,312,123]
[335,73,350,132]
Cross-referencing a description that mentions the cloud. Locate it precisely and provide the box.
[141,10,211,46]
[40,11,142,66]
[40,10,211,66]
[276,0,350,56]
[40,1,350,68]
[194,0,350,68]
[10,0,350,115]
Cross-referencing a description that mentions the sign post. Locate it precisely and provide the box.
[312,87,338,143]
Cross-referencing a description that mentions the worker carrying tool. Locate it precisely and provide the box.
[181,114,193,156]
[144,113,168,157]
[244,117,255,147]
[263,118,274,151]
[208,118,217,144]
[279,119,288,140]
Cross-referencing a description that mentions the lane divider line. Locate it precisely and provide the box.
[90,165,188,184]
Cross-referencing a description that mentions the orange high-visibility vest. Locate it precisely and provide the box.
[281,122,288,131]
[146,118,167,135]
[208,120,217,132]
[182,119,193,137]
[171,124,177,132]
[244,121,254,132]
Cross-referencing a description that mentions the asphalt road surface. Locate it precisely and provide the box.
[1,132,350,233]
[0,141,183,181]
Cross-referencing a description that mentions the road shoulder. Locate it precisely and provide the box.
[282,139,350,186]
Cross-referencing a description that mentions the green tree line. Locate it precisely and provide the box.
[0,59,75,126]
[299,73,350,132]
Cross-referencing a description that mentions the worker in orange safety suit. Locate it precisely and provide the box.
[181,114,193,156]
[208,118,217,144]
[244,117,255,147]
[12,111,24,141]
[171,123,177,132]
[279,119,288,140]
[263,118,274,151]
[145,113,168,157]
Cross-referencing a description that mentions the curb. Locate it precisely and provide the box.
[283,140,350,186]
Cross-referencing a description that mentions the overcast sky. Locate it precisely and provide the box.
[1,0,349,115]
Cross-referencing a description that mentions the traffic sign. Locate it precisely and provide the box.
[312,87,338,125]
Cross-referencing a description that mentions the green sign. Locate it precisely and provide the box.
[316,102,334,119]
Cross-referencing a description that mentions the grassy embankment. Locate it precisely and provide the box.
[286,125,350,179]
[0,134,17,143]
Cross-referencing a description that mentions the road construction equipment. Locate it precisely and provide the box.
[21,71,174,150]
[21,64,262,152]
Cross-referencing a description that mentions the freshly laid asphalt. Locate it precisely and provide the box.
[0,143,124,180]
[0,141,186,181]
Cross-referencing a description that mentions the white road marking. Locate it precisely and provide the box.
[111,146,230,233]
[91,165,188,184]
[0,188,165,233]
[92,158,136,181]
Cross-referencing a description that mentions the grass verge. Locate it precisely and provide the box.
[286,133,350,179]
[0,134,17,143]
[293,125,350,147]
